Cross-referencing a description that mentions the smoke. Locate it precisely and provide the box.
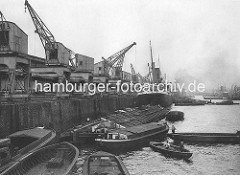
[174,51,240,91]
[168,1,240,90]
[201,50,240,90]
[174,69,195,84]
[173,30,240,90]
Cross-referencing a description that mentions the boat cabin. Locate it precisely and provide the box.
[92,120,125,134]
[106,133,128,140]
[104,122,167,140]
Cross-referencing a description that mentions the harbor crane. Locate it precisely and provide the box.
[148,40,154,83]
[24,0,76,69]
[102,42,136,79]
[137,73,143,83]
[130,63,138,83]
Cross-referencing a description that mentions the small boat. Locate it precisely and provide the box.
[82,151,130,175]
[174,102,205,106]
[167,131,240,144]
[165,111,184,122]
[215,100,239,105]
[71,118,124,144]
[0,142,79,175]
[0,127,56,173]
[149,141,192,159]
[203,96,222,100]
[96,122,169,152]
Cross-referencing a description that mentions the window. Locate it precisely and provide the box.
[0,31,9,45]
[49,49,58,60]
[79,61,83,65]
[108,134,113,139]
[14,35,20,51]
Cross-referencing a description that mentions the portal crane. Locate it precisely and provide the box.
[136,73,150,83]
[130,63,136,75]
[24,0,76,69]
[148,40,154,83]
[137,73,142,82]
[145,72,152,83]
[130,63,137,83]
[102,42,136,79]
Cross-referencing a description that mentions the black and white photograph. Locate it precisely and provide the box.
[0,0,240,174]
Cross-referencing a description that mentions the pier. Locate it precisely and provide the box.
[0,4,171,139]
[0,93,172,138]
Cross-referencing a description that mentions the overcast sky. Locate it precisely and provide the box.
[1,0,240,89]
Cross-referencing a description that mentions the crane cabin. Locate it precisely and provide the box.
[0,21,28,54]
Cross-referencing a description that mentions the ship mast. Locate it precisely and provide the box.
[149,40,155,83]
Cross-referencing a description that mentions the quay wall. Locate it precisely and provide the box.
[0,94,172,138]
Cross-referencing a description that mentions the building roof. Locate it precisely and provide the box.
[76,53,94,59]
[2,21,28,36]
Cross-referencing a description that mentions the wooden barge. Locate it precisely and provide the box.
[0,142,79,175]
[0,127,56,173]
[167,131,240,144]
[96,122,169,153]
[82,151,130,175]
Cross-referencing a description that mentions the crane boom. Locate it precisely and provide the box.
[102,42,136,78]
[24,0,56,61]
[24,0,76,69]
[105,42,136,62]
[0,11,8,27]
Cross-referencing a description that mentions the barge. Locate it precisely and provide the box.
[96,122,169,152]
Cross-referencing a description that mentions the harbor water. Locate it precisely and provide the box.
[77,101,240,175]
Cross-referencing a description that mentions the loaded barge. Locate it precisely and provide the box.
[96,122,169,152]
[71,118,124,144]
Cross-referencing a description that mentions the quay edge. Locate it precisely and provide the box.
[0,93,172,138]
